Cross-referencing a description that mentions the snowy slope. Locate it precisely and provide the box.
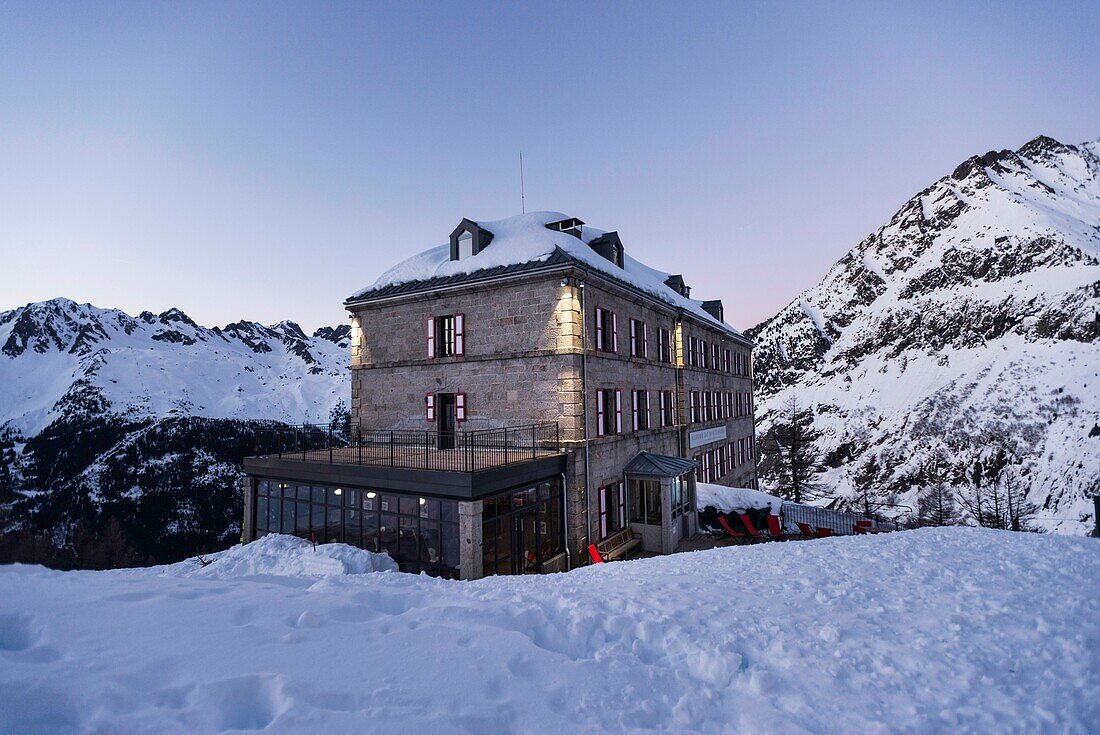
[748,136,1100,534]
[0,298,349,436]
[1,528,1097,734]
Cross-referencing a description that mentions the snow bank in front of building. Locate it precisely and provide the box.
[173,534,399,578]
[696,482,783,514]
[1,528,1097,733]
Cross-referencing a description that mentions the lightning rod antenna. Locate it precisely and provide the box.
[520,151,526,214]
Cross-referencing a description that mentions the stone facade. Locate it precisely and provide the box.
[347,263,757,569]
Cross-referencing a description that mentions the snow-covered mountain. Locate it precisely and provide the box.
[748,135,1100,534]
[0,298,350,562]
[0,298,348,435]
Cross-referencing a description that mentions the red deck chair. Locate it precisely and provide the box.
[816,527,834,538]
[739,514,763,538]
[717,515,746,539]
[796,521,816,539]
[766,515,783,536]
[586,543,605,564]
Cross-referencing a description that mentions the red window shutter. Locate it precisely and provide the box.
[642,323,648,358]
[614,390,622,434]
[454,313,465,356]
[630,319,637,356]
[631,390,638,431]
[646,390,652,429]
[595,308,604,350]
[426,317,435,358]
[617,482,626,528]
[426,393,435,421]
[599,486,608,538]
[596,391,606,437]
[455,392,466,422]
[611,313,618,353]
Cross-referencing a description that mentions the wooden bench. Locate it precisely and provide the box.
[593,527,641,562]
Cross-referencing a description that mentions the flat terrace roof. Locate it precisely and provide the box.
[244,423,566,501]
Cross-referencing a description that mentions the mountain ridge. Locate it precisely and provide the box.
[748,134,1100,534]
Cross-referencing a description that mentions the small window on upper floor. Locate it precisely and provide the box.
[595,308,617,353]
[658,328,672,364]
[427,313,465,358]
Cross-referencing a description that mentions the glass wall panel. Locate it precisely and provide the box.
[397,516,418,570]
[256,497,268,534]
[362,512,380,552]
[311,502,326,540]
[296,500,310,536]
[379,514,397,557]
[282,498,296,534]
[326,505,343,543]
[480,479,564,577]
[346,509,361,547]
[251,481,462,578]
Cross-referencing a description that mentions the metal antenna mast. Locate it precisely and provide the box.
[520,151,526,213]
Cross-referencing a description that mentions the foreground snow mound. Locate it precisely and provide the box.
[1,528,1097,734]
[181,534,398,578]
[696,482,783,514]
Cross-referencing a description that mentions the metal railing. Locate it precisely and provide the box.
[780,501,899,535]
[252,421,561,474]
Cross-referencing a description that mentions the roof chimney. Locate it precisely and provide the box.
[545,217,585,240]
[701,300,724,322]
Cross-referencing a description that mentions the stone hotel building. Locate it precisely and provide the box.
[243,212,756,579]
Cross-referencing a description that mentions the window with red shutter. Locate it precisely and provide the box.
[426,317,435,358]
[425,393,435,421]
[596,390,606,437]
[454,314,465,356]
[455,392,466,422]
[614,390,622,434]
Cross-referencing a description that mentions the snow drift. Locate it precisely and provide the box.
[174,534,399,578]
[1,528,1097,734]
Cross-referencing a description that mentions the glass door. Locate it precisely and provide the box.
[511,507,541,574]
[436,393,456,449]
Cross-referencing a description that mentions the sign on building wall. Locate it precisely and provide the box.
[688,425,728,449]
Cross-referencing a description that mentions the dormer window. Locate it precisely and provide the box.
[449,219,493,262]
[587,231,625,268]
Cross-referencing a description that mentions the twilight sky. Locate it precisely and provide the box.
[1,2,1098,332]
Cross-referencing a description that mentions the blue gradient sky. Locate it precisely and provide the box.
[1,1,1097,331]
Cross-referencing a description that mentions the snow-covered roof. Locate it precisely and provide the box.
[350,211,749,340]
[696,482,784,514]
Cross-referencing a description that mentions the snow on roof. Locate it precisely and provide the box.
[696,482,784,514]
[352,211,748,339]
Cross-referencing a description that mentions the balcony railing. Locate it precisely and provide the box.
[251,421,561,474]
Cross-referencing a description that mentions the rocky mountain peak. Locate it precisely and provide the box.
[749,135,1100,534]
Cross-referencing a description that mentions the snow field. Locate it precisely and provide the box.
[1,528,1097,734]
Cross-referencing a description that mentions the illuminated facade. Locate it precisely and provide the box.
[243,215,756,578]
